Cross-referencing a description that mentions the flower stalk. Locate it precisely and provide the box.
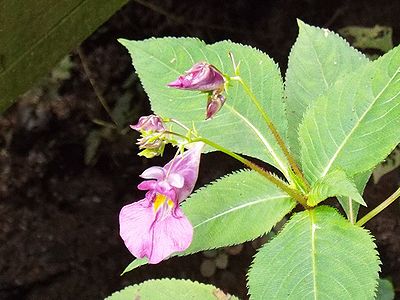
[233,76,310,191]
[356,186,400,226]
[191,137,308,208]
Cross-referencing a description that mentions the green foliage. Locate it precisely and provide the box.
[122,170,296,273]
[285,20,368,159]
[307,169,365,206]
[337,171,371,223]
[121,258,148,275]
[105,278,239,300]
[0,0,129,113]
[120,20,400,299]
[248,206,380,300]
[119,38,290,176]
[299,44,400,184]
[182,170,295,253]
[376,278,395,300]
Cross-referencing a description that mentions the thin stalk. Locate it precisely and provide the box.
[77,47,117,126]
[357,187,400,226]
[164,130,308,207]
[166,118,191,132]
[236,77,310,191]
[191,137,308,208]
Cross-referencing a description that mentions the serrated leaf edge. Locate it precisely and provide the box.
[246,206,381,299]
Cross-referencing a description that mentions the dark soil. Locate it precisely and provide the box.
[1,0,400,299]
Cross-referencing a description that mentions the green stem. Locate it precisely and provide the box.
[236,77,310,191]
[357,187,400,226]
[166,118,191,132]
[192,137,308,208]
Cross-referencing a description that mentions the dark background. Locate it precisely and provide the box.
[1,0,400,299]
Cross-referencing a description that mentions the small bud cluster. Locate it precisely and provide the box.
[130,115,167,158]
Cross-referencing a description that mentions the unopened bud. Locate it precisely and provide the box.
[130,115,165,132]
[206,93,226,119]
[131,115,167,158]
[167,62,225,92]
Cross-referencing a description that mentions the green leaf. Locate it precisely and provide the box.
[248,206,380,300]
[0,0,129,113]
[299,45,400,184]
[182,170,295,254]
[105,278,239,300]
[122,170,295,273]
[285,20,368,159]
[337,171,371,223]
[121,258,148,275]
[120,38,289,176]
[376,278,395,300]
[307,169,366,206]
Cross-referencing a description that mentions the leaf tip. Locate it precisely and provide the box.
[296,18,306,28]
[117,38,130,48]
[121,257,149,275]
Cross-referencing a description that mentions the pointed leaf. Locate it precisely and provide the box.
[121,258,148,275]
[307,169,366,206]
[106,278,239,300]
[120,38,289,175]
[248,206,380,300]
[299,45,400,184]
[337,171,371,223]
[182,170,295,254]
[285,20,368,159]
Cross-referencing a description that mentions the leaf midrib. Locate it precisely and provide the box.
[193,195,292,228]
[310,210,318,300]
[224,103,289,176]
[321,65,400,177]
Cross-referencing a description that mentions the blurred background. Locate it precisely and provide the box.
[1,0,400,299]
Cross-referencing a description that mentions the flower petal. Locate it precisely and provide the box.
[140,166,165,180]
[137,180,157,191]
[119,200,193,264]
[164,142,204,202]
[148,207,193,263]
[119,199,155,260]
[167,172,185,188]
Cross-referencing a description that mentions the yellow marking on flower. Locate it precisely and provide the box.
[167,199,174,208]
[153,194,167,212]
[153,194,174,212]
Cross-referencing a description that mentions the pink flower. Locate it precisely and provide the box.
[130,115,165,132]
[119,142,204,264]
[167,62,225,91]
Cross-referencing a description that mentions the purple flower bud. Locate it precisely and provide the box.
[130,115,165,132]
[167,62,225,91]
[206,93,226,119]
